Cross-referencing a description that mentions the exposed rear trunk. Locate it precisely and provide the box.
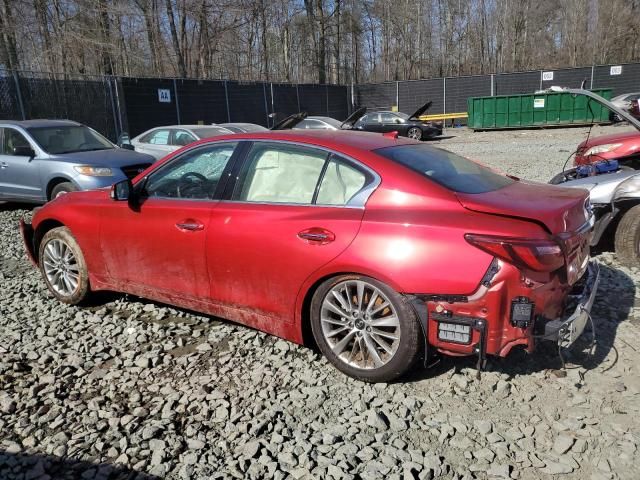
[457,180,591,284]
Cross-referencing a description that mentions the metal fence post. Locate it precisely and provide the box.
[12,71,26,120]
[396,81,399,110]
[296,83,301,112]
[106,76,120,140]
[270,82,275,117]
[326,84,330,115]
[443,77,446,130]
[539,71,543,90]
[590,65,595,89]
[173,78,181,125]
[262,82,270,127]
[224,81,231,122]
[490,74,495,96]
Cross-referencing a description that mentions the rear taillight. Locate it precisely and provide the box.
[465,234,564,272]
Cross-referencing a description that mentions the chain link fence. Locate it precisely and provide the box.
[354,62,640,123]
[2,62,640,139]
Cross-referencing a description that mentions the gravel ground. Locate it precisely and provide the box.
[1,125,640,480]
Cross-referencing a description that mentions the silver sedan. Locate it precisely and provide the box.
[130,125,233,160]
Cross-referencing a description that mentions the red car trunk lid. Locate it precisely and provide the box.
[456,181,591,284]
[455,180,589,234]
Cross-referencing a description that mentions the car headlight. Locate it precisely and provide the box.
[583,143,622,157]
[613,174,640,201]
[73,165,113,176]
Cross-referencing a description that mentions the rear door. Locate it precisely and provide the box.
[0,127,43,201]
[378,112,406,133]
[206,141,376,323]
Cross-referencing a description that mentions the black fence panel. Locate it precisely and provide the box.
[540,67,592,90]
[227,81,269,126]
[445,75,491,113]
[176,79,228,125]
[593,63,640,96]
[271,83,300,118]
[16,73,118,140]
[494,71,540,96]
[297,84,327,116]
[326,84,349,120]
[121,78,179,137]
[0,71,21,120]
[354,82,396,110]
[398,79,444,114]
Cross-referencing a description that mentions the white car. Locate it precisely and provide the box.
[130,125,232,160]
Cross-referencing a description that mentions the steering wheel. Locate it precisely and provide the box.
[177,172,208,198]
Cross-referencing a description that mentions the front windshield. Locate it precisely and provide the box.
[28,126,113,154]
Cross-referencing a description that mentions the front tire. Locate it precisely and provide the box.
[614,205,640,267]
[50,182,78,200]
[38,227,90,304]
[310,275,421,382]
[406,127,423,140]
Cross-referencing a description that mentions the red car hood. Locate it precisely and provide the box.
[578,130,640,149]
[455,180,589,234]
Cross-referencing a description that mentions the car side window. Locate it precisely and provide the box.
[142,129,171,145]
[233,143,328,204]
[2,128,31,155]
[316,156,368,206]
[173,130,196,146]
[365,114,380,124]
[143,142,237,199]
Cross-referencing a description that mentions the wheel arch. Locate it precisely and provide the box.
[46,176,78,200]
[33,219,66,262]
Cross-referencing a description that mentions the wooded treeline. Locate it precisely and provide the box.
[1,0,640,83]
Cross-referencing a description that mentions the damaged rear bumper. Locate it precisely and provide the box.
[543,261,600,348]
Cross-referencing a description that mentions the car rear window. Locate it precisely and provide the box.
[375,144,515,194]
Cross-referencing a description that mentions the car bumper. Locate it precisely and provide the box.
[20,216,37,266]
[543,261,599,347]
[425,260,599,359]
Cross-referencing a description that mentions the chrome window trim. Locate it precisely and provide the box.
[225,139,381,209]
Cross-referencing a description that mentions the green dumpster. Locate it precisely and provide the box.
[467,89,612,130]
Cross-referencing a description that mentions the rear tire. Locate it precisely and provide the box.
[50,182,78,200]
[310,275,422,383]
[38,227,90,304]
[614,204,640,267]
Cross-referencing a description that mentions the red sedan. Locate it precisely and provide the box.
[21,131,599,382]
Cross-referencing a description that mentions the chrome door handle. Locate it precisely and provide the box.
[298,228,336,244]
[176,222,204,231]
[299,232,329,241]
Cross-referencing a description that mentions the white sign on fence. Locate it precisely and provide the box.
[158,89,171,103]
[610,65,622,75]
[534,98,545,108]
[542,71,554,81]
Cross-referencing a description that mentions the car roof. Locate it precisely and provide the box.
[198,129,416,152]
[0,119,83,128]
[307,116,338,122]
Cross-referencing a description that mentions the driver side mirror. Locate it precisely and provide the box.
[13,146,35,158]
[395,118,402,124]
[110,179,133,201]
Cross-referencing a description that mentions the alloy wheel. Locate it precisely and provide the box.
[407,127,422,140]
[320,279,401,369]
[42,239,80,296]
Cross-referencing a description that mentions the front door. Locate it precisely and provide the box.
[206,141,374,323]
[99,141,239,300]
[0,127,43,201]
